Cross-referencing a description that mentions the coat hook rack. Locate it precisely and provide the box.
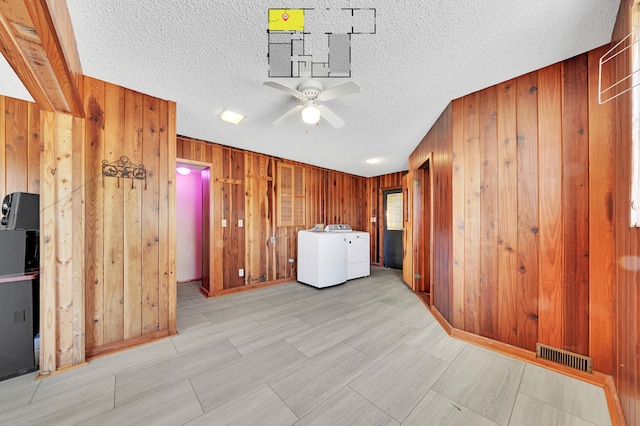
[102,156,147,189]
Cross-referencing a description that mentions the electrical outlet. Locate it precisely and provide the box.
[270,236,275,244]
[239,268,244,277]
[370,217,376,223]
[222,219,227,228]
[238,219,243,227]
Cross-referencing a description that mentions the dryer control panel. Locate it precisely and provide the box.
[325,224,352,232]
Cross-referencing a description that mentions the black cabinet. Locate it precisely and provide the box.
[0,274,38,380]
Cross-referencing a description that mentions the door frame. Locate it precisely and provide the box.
[382,187,404,269]
[414,153,434,304]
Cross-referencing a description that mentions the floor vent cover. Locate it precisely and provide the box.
[536,343,593,373]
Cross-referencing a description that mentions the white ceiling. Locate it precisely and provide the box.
[0,0,621,177]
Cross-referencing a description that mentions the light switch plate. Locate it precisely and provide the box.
[222,219,227,227]
[370,217,377,223]
[238,219,243,227]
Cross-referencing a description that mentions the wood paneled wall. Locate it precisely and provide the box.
[177,136,400,294]
[0,96,41,195]
[408,52,615,365]
[1,80,177,372]
[83,76,177,358]
[609,1,640,424]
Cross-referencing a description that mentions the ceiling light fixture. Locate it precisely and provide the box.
[176,167,192,176]
[301,101,320,124]
[218,108,245,125]
[366,158,381,164]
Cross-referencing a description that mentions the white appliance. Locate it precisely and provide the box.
[297,229,347,288]
[324,224,371,280]
[346,232,370,279]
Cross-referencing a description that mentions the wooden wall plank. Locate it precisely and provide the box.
[537,63,564,349]
[141,95,160,334]
[157,99,169,332]
[587,47,615,375]
[479,86,499,340]
[515,72,539,351]
[562,54,590,356]
[102,82,125,345]
[496,80,518,346]
[123,89,143,340]
[84,77,105,349]
[5,97,28,193]
[54,112,74,367]
[451,99,465,329]
[166,101,177,335]
[27,103,40,193]
[39,110,56,374]
[463,93,481,334]
[71,115,85,364]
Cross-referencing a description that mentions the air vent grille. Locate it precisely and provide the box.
[536,343,593,373]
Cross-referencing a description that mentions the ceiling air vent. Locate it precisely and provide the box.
[536,343,593,373]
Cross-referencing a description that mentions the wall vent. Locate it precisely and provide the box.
[536,343,593,373]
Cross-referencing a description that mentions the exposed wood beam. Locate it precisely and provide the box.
[0,0,84,117]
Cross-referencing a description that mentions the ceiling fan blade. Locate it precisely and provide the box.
[317,105,345,128]
[317,81,360,102]
[263,81,304,98]
[273,104,304,126]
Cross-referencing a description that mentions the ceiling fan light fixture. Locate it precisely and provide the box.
[301,104,320,124]
[218,108,245,124]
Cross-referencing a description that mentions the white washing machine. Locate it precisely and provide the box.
[324,224,370,280]
[297,229,347,288]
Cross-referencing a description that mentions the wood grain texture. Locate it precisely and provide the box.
[536,63,564,349]
[451,99,465,329]
[587,47,614,375]
[0,0,83,115]
[463,93,481,335]
[562,54,590,356]
[479,86,498,340]
[496,80,518,346]
[515,72,539,352]
[609,2,640,424]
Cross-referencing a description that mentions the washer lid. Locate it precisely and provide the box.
[325,224,352,232]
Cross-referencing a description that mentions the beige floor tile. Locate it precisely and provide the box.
[0,372,39,415]
[508,392,598,426]
[268,343,376,418]
[403,390,499,426]
[186,383,297,426]
[227,317,312,355]
[115,339,240,407]
[432,345,525,426]
[344,318,419,360]
[285,317,364,357]
[191,340,307,412]
[518,364,611,426]
[350,344,449,422]
[80,379,203,425]
[405,320,467,362]
[296,386,398,426]
[0,376,114,425]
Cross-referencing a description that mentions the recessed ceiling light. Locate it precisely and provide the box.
[366,158,381,164]
[218,108,245,124]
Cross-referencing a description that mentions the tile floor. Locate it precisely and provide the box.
[0,267,611,425]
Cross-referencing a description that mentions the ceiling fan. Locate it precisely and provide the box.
[263,79,360,128]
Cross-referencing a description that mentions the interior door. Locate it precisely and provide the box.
[383,188,403,269]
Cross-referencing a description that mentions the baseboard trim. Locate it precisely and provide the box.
[85,329,171,361]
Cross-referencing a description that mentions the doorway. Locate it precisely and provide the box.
[175,161,210,295]
[383,188,403,269]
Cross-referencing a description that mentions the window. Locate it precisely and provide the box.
[277,163,305,226]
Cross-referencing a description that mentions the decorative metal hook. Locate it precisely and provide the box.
[102,156,147,189]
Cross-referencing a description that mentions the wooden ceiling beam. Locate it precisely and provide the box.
[0,0,84,117]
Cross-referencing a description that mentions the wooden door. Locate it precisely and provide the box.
[383,188,403,269]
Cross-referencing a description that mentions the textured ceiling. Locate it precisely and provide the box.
[0,0,621,177]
